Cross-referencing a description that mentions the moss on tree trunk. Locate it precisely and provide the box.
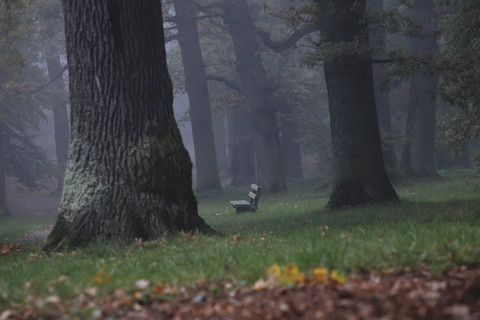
[44,0,214,251]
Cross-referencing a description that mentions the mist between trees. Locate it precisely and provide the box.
[0,0,479,247]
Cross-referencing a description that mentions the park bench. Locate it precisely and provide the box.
[230,184,262,213]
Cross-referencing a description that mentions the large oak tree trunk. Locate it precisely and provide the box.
[224,0,286,193]
[45,49,69,194]
[45,0,213,251]
[319,0,398,208]
[401,0,439,179]
[174,0,222,191]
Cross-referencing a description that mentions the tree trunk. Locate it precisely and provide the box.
[230,105,255,186]
[401,0,439,179]
[45,49,69,194]
[279,106,303,180]
[0,123,9,217]
[212,114,230,180]
[45,0,213,251]
[174,0,222,192]
[367,0,397,171]
[224,0,287,193]
[319,0,398,208]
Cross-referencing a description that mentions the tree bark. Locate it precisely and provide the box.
[401,0,439,179]
[367,0,397,171]
[224,0,287,193]
[319,0,398,208]
[45,48,69,194]
[174,0,222,191]
[0,123,9,217]
[45,0,213,251]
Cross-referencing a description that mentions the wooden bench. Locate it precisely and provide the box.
[230,184,262,213]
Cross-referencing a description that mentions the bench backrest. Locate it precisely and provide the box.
[249,184,262,208]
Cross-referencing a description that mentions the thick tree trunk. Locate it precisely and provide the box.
[401,0,439,179]
[367,0,397,171]
[45,0,213,251]
[45,49,69,194]
[224,0,286,193]
[0,123,9,217]
[319,0,398,208]
[230,105,255,186]
[174,0,222,191]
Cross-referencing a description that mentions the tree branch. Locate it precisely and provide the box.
[206,75,242,92]
[257,24,320,53]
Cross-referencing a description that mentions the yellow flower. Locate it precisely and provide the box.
[313,268,328,283]
[268,264,282,278]
[330,270,346,284]
[280,264,305,284]
[91,269,112,285]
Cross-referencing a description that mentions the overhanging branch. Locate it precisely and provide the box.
[257,24,320,53]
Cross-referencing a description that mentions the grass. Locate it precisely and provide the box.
[1,169,480,309]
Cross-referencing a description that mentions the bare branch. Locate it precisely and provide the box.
[257,24,320,53]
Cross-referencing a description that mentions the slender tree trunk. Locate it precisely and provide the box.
[367,0,397,171]
[174,0,222,192]
[319,0,398,208]
[0,123,9,217]
[224,0,287,192]
[401,0,439,179]
[279,106,303,180]
[45,49,69,194]
[212,114,230,179]
[230,105,255,186]
[45,0,213,251]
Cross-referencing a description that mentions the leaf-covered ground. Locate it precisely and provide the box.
[1,265,479,319]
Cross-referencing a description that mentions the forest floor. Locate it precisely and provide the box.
[0,260,479,319]
[1,171,480,319]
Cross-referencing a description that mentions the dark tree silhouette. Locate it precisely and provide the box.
[401,0,439,179]
[45,0,213,251]
[174,0,222,192]
[317,0,398,208]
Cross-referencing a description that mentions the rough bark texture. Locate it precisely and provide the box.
[174,0,222,191]
[224,0,286,193]
[319,0,398,208]
[401,0,439,179]
[45,49,69,194]
[45,0,213,251]
[367,0,397,171]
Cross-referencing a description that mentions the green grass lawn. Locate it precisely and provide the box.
[1,169,480,310]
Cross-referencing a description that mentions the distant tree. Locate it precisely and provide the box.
[170,0,222,192]
[316,0,398,208]
[0,0,56,216]
[223,0,287,193]
[401,0,440,179]
[367,0,397,172]
[45,0,213,251]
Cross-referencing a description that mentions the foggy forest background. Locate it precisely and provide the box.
[0,0,479,217]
